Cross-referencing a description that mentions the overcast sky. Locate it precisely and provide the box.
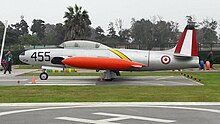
[0,0,220,32]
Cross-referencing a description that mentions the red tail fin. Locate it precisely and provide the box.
[174,25,198,56]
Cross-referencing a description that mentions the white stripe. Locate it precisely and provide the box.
[1,102,220,106]
[0,106,76,116]
[180,30,193,56]
[0,103,220,117]
[155,76,174,80]
[97,116,130,122]
[182,76,204,86]
[56,117,118,124]
[94,112,176,123]
[25,83,95,86]
[0,79,28,81]
[27,81,95,84]
[146,106,220,113]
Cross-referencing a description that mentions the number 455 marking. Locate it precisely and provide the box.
[31,52,51,62]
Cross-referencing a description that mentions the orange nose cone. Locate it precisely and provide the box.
[62,59,73,66]
[61,59,67,65]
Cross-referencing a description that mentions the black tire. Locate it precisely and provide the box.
[40,73,48,80]
[104,78,114,81]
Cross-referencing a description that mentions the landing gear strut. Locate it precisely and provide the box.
[40,69,48,80]
[101,70,120,81]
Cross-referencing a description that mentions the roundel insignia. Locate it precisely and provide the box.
[161,55,171,65]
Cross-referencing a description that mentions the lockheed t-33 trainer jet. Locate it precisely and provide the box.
[19,22,199,81]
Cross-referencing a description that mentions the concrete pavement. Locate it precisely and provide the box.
[0,67,203,86]
[0,103,220,124]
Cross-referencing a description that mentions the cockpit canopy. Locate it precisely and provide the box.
[58,40,110,49]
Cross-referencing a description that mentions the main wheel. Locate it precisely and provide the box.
[104,78,114,81]
[40,72,48,80]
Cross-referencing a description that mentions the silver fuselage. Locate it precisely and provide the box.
[19,48,199,71]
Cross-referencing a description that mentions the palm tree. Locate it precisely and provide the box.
[64,4,91,40]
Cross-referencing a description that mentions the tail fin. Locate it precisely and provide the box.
[174,25,198,57]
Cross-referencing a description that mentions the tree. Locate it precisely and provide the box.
[11,17,29,36]
[94,26,105,40]
[199,18,217,30]
[43,23,65,45]
[54,23,65,44]
[154,20,180,49]
[105,22,120,45]
[0,21,4,41]
[64,4,92,40]
[11,23,21,35]
[0,21,20,48]
[130,18,180,50]
[20,18,29,35]
[115,18,123,33]
[44,23,56,45]
[197,18,218,43]
[169,21,180,43]
[107,22,116,37]
[118,29,131,43]
[31,19,46,40]
[18,34,40,46]
[197,28,218,43]
[115,18,131,43]
[131,19,154,49]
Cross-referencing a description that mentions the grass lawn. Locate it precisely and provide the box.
[0,71,220,103]
[213,64,220,70]
[15,65,41,69]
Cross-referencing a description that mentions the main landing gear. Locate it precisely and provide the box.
[100,70,120,81]
[40,69,48,80]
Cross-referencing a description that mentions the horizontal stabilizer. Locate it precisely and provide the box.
[173,54,194,61]
[174,54,193,58]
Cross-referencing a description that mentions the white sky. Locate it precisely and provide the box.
[0,0,220,32]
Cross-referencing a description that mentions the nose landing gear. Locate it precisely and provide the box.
[40,69,48,80]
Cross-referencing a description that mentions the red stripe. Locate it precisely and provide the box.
[191,29,198,56]
[174,29,187,54]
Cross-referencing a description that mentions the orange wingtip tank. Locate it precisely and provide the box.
[62,57,145,70]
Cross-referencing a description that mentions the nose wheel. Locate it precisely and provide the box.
[40,72,48,80]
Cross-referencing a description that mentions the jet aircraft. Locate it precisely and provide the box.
[19,23,199,80]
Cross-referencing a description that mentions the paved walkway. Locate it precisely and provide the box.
[0,67,205,86]
[0,67,38,86]
[0,103,220,124]
[0,69,38,77]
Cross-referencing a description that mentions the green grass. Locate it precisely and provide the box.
[1,71,220,102]
[16,65,41,69]
[213,64,220,70]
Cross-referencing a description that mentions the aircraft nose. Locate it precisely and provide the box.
[19,51,28,63]
[19,51,25,56]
